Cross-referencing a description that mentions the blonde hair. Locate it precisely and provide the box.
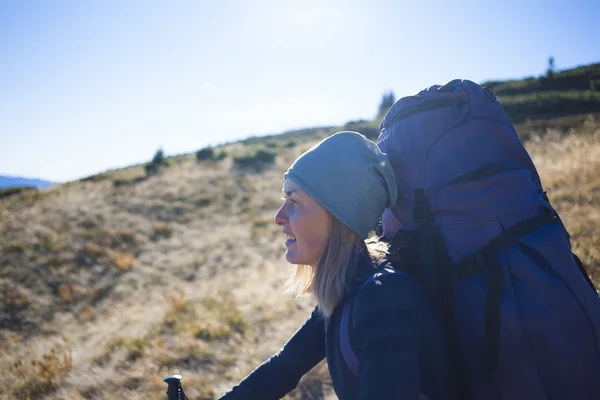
[285,214,388,317]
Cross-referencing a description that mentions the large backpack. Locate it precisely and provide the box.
[343,80,600,399]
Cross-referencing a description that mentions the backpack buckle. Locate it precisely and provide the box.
[413,188,429,224]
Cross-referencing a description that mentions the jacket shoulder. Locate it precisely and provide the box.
[353,267,429,322]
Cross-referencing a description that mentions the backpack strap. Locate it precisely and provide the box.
[455,209,559,276]
[454,208,560,376]
[339,267,440,400]
[340,267,396,377]
[340,296,360,376]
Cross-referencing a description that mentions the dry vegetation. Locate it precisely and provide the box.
[0,116,598,399]
[519,114,600,284]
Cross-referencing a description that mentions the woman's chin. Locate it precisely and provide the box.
[285,253,317,269]
[285,251,297,264]
[285,251,306,266]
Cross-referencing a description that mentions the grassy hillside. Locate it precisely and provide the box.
[482,62,600,123]
[1,68,600,399]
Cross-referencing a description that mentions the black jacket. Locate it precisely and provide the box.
[218,259,448,400]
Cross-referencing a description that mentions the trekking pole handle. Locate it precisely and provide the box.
[164,374,189,400]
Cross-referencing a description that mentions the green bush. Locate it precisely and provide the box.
[145,148,169,176]
[152,224,174,241]
[233,148,276,169]
[12,346,72,399]
[343,120,380,140]
[81,173,108,182]
[112,176,145,187]
[196,147,227,162]
[0,186,37,199]
[145,163,159,176]
[196,147,214,161]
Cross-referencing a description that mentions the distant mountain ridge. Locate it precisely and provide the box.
[0,175,55,189]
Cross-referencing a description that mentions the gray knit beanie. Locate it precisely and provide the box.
[283,131,397,239]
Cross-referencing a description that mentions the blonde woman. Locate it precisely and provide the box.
[218,132,448,400]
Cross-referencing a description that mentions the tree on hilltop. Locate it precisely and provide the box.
[378,91,396,117]
[547,56,556,79]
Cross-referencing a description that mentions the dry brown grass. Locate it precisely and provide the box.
[524,114,600,283]
[0,117,598,399]
[1,345,72,399]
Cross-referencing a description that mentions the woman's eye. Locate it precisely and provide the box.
[280,197,297,205]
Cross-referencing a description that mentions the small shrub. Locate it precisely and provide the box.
[107,250,135,270]
[196,147,214,161]
[252,218,272,234]
[58,284,74,301]
[161,295,198,333]
[152,224,173,240]
[3,243,26,254]
[223,308,248,333]
[165,293,188,312]
[255,149,276,163]
[112,176,146,187]
[0,186,37,199]
[145,148,170,177]
[106,337,149,361]
[35,231,62,253]
[75,241,105,267]
[81,172,108,182]
[145,162,160,177]
[194,197,212,208]
[12,346,72,399]
[81,306,96,321]
[196,147,227,162]
[194,322,232,340]
[124,338,148,361]
[233,148,277,169]
[343,120,380,140]
[84,242,105,257]
[5,287,30,307]
[114,230,137,247]
[80,218,98,230]
[203,294,248,334]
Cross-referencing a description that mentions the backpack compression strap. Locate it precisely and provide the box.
[454,208,560,376]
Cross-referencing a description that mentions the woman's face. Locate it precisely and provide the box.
[274,178,332,268]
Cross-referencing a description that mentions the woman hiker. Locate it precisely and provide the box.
[217,131,449,400]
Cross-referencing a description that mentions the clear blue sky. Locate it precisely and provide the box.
[1,0,598,182]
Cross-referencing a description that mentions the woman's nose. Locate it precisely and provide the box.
[274,204,287,226]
